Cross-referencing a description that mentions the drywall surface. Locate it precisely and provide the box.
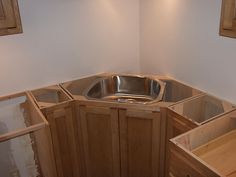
[0,0,139,96]
[140,0,236,103]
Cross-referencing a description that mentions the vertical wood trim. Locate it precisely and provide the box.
[80,106,92,177]
[152,111,161,177]
[111,108,121,177]
[64,106,80,177]
[76,103,87,177]
[47,112,64,177]
[159,108,167,177]
[119,109,128,177]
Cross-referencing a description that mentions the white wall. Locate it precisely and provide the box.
[140,0,236,103]
[0,0,140,96]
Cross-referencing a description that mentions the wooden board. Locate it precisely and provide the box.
[192,129,236,177]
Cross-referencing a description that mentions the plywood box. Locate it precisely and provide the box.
[165,94,235,177]
[169,110,236,177]
[169,94,235,126]
[30,85,81,177]
[0,92,57,177]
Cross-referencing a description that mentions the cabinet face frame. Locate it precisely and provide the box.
[0,0,22,36]
[220,0,236,38]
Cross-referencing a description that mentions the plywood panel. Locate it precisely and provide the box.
[192,130,236,177]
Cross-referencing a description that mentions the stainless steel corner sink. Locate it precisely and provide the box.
[83,74,165,104]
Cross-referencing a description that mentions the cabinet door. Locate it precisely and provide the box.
[0,0,22,36]
[45,104,80,177]
[220,0,236,38]
[119,108,161,177]
[79,105,120,177]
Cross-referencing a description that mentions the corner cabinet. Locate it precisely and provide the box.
[220,0,236,38]
[77,101,162,177]
[0,0,22,36]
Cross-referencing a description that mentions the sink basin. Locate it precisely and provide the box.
[84,75,165,104]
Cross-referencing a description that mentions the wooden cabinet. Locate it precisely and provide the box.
[220,0,236,38]
[77,102,162,177]
[0,0,22,36]
[169,110,236,177]
[119,109,161,177]
[30,86,80,177]
[0,92,57,177]
[165,94,235,177]
[42,102,80,177]
[165,109,198,177]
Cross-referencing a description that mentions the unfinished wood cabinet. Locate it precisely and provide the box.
[0,92,57,177]
[220,0,236,38]
[167,94,235,140]
[0,0,22,36]
[119,108,161,177]
[77,103,120,177]
[169,110,236,177]
[165,94,235,177]
[76,100,162,177]
[30,86,80,177]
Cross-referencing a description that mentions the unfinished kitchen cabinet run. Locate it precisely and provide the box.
[0,0,22,36]
[220,0,236,38]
